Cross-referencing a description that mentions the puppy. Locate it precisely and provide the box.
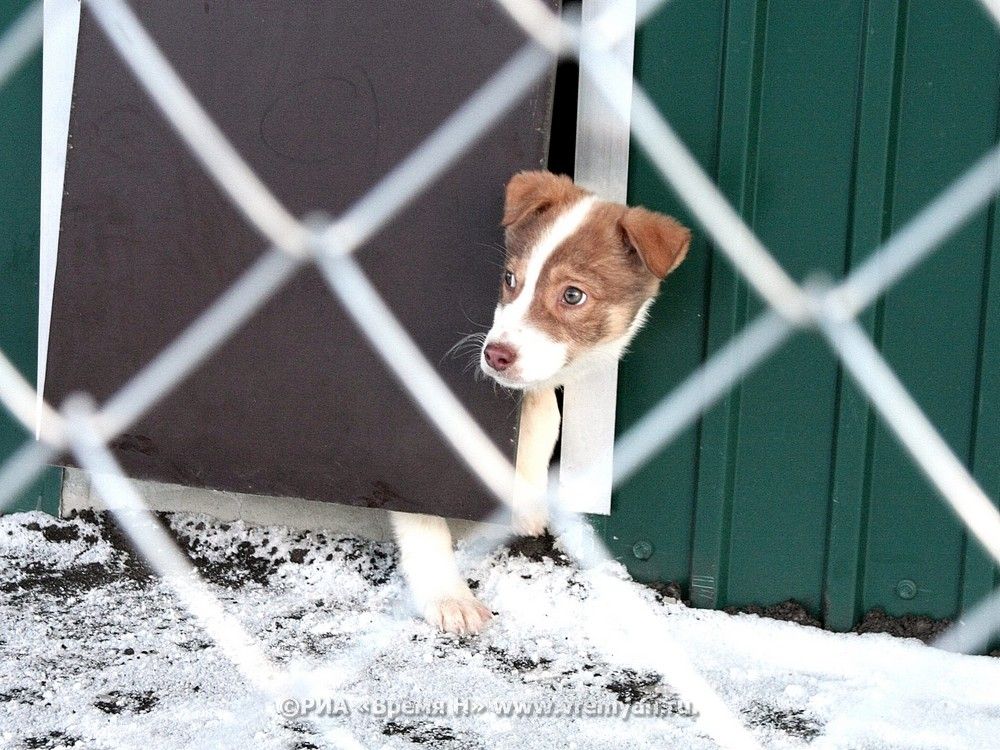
[390,171,691,634]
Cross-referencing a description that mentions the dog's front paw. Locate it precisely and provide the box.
[512,506,548,537]
[424,593,493,635]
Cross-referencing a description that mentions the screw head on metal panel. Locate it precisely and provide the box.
[632,540,654,560]
[896,579,918,600]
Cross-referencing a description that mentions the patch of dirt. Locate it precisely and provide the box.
[504,532,571,567]
[21,731,82,749]
[852,608,951,643]
[176,638,213,652]
[724,600,823,629]
[68,509,157,585]
[605,668,662,705]
[644,580,684,603]
[0,686,42,705]
[328,536,396,586]
[23,521,80,543]
[2,512,155,600]
[93,689,159,715]
[743,702,823,741]
[602,668,694,718]
[486,645,553,674]
[281,720,322,750]
[166,517,277,589]
[181,537,278,589]
[382,720,473,746]
[1,561,118,598]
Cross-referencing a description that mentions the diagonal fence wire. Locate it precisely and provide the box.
[0,0,999,747]
[9,0,1000,688]
[934,584,1000,654]
[84,0,307,255]
[811,285,1000,565]
[7,3,998,576]
[0,0,40,91]
[981,0,1000,29]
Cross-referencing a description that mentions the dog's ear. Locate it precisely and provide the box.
[619,206,691,279]
[502,170,579,227]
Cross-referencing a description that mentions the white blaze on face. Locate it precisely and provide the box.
[483,196,597,387]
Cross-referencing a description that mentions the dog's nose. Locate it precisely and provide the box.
[484,342,517,372]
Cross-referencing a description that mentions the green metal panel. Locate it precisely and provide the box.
[609,0,727,586]
[965,174,1000,611]
[712,0,863,616]
[856,0,1000,621]
[0,1,62,515]
[825,0,903,632]
[614,0,1000,629]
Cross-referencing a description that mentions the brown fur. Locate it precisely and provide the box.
[499,172,586,308]
[502,171,586,228]
[500,171,690,366]
[619,205,691,278]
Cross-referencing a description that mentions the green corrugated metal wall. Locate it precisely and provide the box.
[610,0,1000,630]
[0,0,62,515]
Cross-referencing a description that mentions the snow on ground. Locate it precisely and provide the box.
[1,509,998,750]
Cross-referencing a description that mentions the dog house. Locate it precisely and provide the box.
[2,0,998,632]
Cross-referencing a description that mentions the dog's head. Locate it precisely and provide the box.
[480,170,691,390]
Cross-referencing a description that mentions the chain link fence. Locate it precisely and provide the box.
[1,0,999,747]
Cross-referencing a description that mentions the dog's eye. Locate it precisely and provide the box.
[562,286,587,305]
[504,271,516,289]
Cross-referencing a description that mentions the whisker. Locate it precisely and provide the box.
[476,240,508,254]
[443,331,487,362]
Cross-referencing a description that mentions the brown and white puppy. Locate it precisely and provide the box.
[390,171,690,634]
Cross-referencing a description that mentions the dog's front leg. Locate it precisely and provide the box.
[512,386,560,536]
[389,510,492,634]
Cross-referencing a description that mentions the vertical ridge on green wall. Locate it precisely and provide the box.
[610,0,728,589]
[824,0,904,632]
[962,130,1000,612]
[687,0,766,612]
